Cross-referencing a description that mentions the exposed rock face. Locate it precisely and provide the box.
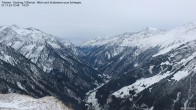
[0,25,103,109]
[81,23,196,110]
[1,23,196,110]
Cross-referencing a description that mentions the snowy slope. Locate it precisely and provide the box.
[0,25,74,63]
[84,23,196,110]
[79,23,196,77]
[0,25,103,109]
[113,31,196,98]
[78,28,164,77]
[0,25,63,71]
[80,27,163,57]
[0,93,72,110]
[112,72,171,98]
[0,43,81,109]
[81,28,162,46]
[81,23,196,57]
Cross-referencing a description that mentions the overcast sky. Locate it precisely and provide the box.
[0,0,196,43]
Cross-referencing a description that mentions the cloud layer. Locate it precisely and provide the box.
[0,0,196,43]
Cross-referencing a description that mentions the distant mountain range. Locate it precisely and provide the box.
[1,23,196,110]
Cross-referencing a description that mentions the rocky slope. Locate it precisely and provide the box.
[1,23,196,110]
[79,23,196,78]
[79,28,164,77]
[82,23,196,110]
[0,25,103,109]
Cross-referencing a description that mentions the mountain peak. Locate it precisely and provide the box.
[183,22,196,26]
[181,22,196,29]
[8,24,20,30]
[145,27,159,31]
[25,27,41,32]
[63,40,73,46]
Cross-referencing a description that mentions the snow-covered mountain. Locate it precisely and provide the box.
[0,25,103,109]
[0,42,86,109]
[80,23,196,110]
[0,93,72,110]
[1,23,196,110]
[80,23,196,50]
[79,27,164,77]
[94,39,196,110]
[80,27,162,47]
[0,25,75,64]
[79,23,196,77]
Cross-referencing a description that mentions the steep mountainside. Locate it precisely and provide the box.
[79,28,164,77]
[0,25,103,109]
[0,43,87,109]
[82,23,196,110]
[96,39,196,110]
[79,23,196,78]
[1,23,196,110]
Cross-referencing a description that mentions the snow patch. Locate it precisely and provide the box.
[172,71,190,81]
[86,81,110,110]
[16,82,27,92]
[149,65,154,74]
[86,91,101,110]
[161,61,172,65]
[134,63,138,67]
[174,92,181,103]
[112,71,171,98]
[149,106,154,110]
[48,42,61,48]
[0,93,72,110]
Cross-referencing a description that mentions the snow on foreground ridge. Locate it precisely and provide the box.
[0,93,72,110]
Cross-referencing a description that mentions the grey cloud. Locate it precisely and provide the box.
[0,0,196,43]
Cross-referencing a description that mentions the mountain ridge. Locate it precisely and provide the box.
[0,25,103,109]
[1,23,196,110]
[78,23,196,110]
